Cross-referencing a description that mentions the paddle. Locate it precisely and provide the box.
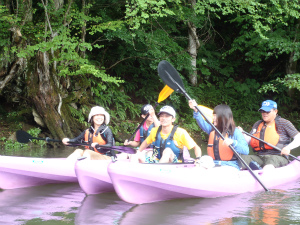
[16,130,136,154]
[242,131,300,162]
[127,85,174,142]
[157,60,269,192]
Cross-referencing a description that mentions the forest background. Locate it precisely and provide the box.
[1,0,300,148]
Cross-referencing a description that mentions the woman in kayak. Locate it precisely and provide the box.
[189,100,249,169]
[124,104,159,147]
[62,106,114,160]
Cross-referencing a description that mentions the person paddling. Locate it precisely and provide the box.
[189,100,249,170]
[124,104,159,147]
[239,100,300,170]
[62,106,114,160]
[137,105,201,163]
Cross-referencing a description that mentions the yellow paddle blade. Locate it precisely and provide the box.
[198,105,213,123]
[157,85,174,103]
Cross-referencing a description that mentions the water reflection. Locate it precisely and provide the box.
[0,145,300,225]
[0,183,85,224]
[117,180,300,225]
[75,193,133,225]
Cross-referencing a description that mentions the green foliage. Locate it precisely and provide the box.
[125,0,181,29]
[27,127,46,146]
[2,0,300,145]
[69,105,88,127]
[92,84,140,135]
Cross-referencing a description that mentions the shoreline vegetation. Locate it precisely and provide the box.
[1,1,300,152]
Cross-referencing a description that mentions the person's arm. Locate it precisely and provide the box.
[230,128,249,155]
[193,144,202,159]
[237,126,251,144]
[281,133,300,155]
[188,100,212,134]
[137,139,150,152]
[62,130,86,145]
[149,107,160,127]
[279,119,300,155]
[124,139,140,147]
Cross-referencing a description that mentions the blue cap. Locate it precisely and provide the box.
[259,100,277,112]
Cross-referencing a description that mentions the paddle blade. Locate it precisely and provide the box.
[16,130,33,143]
[157,85,174,103]
[158,60,185,94]
[198,105,214,123]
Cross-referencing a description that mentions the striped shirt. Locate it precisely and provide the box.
[251,117,299,145]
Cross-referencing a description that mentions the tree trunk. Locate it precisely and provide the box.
[27,51,79,139]
[187,0,200,86]
[285,19,300,106]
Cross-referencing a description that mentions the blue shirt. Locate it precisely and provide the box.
[193,111,249,169]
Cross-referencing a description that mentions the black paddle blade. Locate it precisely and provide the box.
[158,60,185,94]
[16,130,33,143]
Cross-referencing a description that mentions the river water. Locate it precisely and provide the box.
[0,146,300,225]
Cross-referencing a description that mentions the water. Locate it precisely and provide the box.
[0,145,300,224]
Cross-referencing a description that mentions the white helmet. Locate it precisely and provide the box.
[88,106,110,125]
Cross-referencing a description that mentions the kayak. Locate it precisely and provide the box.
[0,156,77,189]
[75,158,114,195]
[107,157,300,204]
[74,152,134,195]
[75,148,194,195]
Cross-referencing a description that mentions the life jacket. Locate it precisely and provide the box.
[152,125,182,160]
[250,116,289,153]
[207,131,237,161]
[84,126,108,154]
[140,123,154,147]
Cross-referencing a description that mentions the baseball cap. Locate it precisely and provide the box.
[158,105,176,118]
[141,104,152,115]
[259,100,277,112]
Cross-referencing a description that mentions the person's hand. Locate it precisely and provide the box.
[91,142,98,148]
[281,146,291,156]
[62,138,70,145]
[237,126,243,132]
[223,138,233,146]
[124,139,130,146]
[194,158,201,166]
[148,107,155,117]
[188,100,197,111]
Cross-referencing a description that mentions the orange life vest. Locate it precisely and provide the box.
[250,120,279,152]
[207,131,236,161]
[84,129,107,153]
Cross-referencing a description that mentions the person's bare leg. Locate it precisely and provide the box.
[159,148,175,163]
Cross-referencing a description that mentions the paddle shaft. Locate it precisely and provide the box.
[170,79,269,191]
[29,137,61,142]
[242,131,300,162]
[127,102,159,142]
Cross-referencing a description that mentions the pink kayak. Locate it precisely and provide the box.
[75,158,114,195]
[108,157,300,204]
[75,148,193,195]
[74,152,133,195]
[0,156,77,189]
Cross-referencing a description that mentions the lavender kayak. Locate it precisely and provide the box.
[0,156,77,189]
[108,157,300,204]
[75,158,114,195]
[74,150,152,195]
